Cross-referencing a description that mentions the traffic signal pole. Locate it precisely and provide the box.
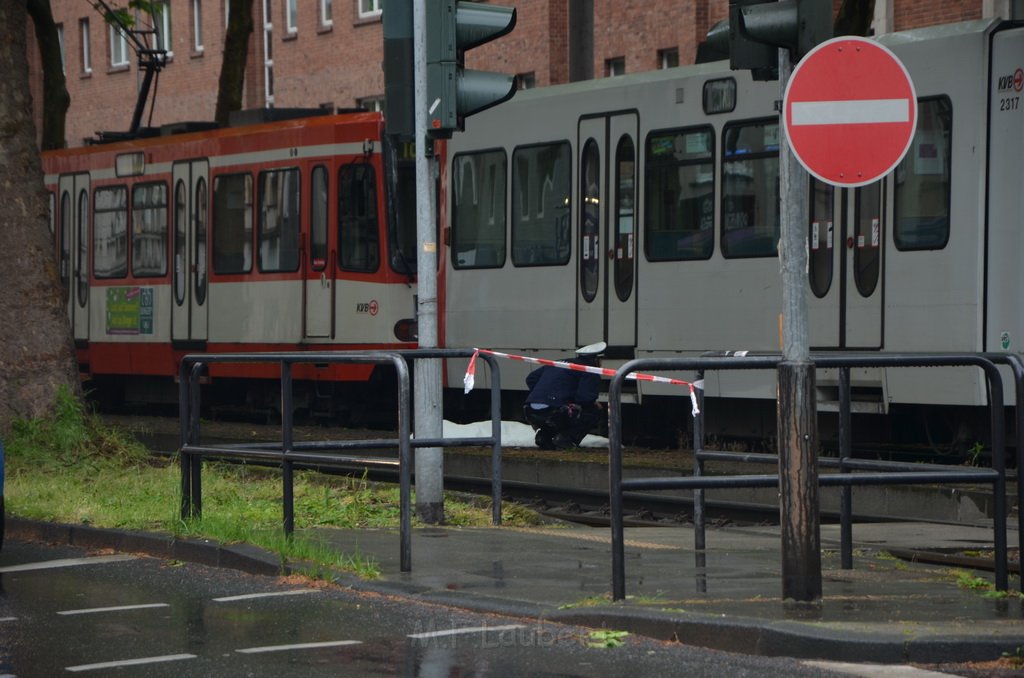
[412,0,444,524]
[777,49,822,604]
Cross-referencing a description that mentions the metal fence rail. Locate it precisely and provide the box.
[177,348,503,573]
[607,353,1013,601]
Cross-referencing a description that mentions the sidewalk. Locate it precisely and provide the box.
[10,516,1019,664]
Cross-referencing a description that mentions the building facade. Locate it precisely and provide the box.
[28,0,1024,148]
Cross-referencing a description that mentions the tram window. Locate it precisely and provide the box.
[644,126,714,261]
[212,173,253,274]
[131,182,168,277]
[258,168,301,272]
[310,165,328,271]
[93,185,128,279]
[77,189,89,307]
[174,181,187,305]
[808,179,834,298]
[894,97,952,251]
[721,119,780,259]
[511,141,571,267]
[194,177,208,305]
[452,149,507,269]
[339,163,380,272]
[60,191,70,299]
[47,191,55,235]
[854,182,882,297]
[613,135,635,301]
[580,139,600,302]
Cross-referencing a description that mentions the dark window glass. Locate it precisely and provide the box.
[77,189,90,306]
[894,97,952,251]
[174,180,187,304]
[259,168,301,272]
[311,165,328,270]
[212,173,253,274]
[452,150,507,269]
[194,177,208,304]
[808,179,834,298]
[60,191,71,301]
[511,142,571,266]
[579,139,600,303]
[854,182,882,297]
[644,127,714,261]
[721,119,780,259]
[338,163,380,272]
[93,185,127,279]
[613,135,635,301]
[131,182,168,277]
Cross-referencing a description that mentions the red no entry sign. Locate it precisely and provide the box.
[783,36,917,187]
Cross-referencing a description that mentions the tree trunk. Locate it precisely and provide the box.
[26,0,69,150]
[834,0,876,36]
[215,0,256,127]
[0,0,80,432]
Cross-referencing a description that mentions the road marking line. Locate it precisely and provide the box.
[0,555,136,574]
[58,603,170,616]
[790,99,910,126]
[212,589,319,602]
[236,640,362,654]
[0,617,17,622]
[803,661,957,677]
[65,653,196,672]
[408,624,526,639]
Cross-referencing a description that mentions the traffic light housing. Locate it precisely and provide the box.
[427,1,517,138]
[383,3,415,139]
[705,0,833,80]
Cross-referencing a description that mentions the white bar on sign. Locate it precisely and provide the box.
[790,98,909,126]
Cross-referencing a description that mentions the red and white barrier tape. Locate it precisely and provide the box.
[463,348,702,416]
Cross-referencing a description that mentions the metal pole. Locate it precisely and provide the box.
[777,48,822,603]
[281,360,294,536]
[839,366,853,569]
[412,0,444,524]
[693,369,706,552]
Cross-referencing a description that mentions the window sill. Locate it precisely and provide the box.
[283,31,298,41]
[317,23,333,35]
[107,64,130,74]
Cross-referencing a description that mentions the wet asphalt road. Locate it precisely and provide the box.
[0,539,855,677]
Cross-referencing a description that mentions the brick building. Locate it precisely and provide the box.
[28,0,1024,148]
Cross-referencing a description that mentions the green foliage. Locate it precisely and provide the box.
[952,569,993,591]
[586,630,629,648]
[92,1,162,28]
[4,395,544,582]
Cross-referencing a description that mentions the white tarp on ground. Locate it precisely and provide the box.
[441,420,609,448]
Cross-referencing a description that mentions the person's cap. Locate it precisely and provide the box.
[576,341,607,357]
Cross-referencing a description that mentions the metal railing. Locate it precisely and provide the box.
[178,348,503,572]
[608,353,1013,601]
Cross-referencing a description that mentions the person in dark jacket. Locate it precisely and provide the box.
[523,342,606,450]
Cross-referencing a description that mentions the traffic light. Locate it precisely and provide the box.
[705,0,833,81]
[383,3,414,139]
[427,1,517,138]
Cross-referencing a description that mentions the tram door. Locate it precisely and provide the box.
[806,179,884,349]
[171,160,210,343]
[58,173,91,342]
[576,113,639,350]
[304,165,333,339]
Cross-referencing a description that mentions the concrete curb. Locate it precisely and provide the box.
[4,517,1016,663]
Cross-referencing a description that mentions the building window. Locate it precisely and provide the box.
[516,72,536,90]
[152,0,172,54]
[80,19,92,73]
[659,48,679,69]
[110,25,129,67]
[193,0,204,51]
[321,0,332,27]
[358,0,382,20]
[285,0,298,33]
[606,57,625,77]
[57,23,65,74]
[358,96,383,112]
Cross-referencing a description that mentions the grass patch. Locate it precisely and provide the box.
[5,388,544,580]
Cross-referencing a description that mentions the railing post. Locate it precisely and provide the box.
[693,368,706,553]
[281,360,295,537]
[395,354,412,572]
[981,358,1008,591]
[484,354,503,526]
[839,366,853,570]
[178,359,192,521]
[609,364,628,601]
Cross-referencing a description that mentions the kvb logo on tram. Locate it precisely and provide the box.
[997,67,1024,92]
